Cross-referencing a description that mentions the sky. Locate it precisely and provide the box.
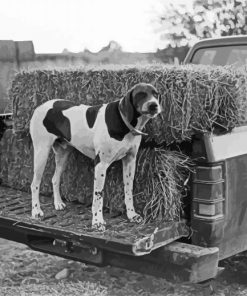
[0,0,189,54]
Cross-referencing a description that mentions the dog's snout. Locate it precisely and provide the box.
[148,102,158,112]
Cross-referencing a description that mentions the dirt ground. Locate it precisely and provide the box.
[0,238,247,296]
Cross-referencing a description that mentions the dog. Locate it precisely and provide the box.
[30,82,161,231]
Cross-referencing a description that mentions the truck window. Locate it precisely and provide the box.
[191,45,247,67]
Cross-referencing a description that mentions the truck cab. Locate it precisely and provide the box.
[184,35,247,67]
[184,35,247,260]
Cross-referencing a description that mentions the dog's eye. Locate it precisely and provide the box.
[152,91,158,98]
[135,92,147,100]
[152,91,161,102]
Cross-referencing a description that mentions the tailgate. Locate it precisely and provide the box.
[0,186,189,256]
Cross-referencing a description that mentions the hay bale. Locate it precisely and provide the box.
[0,129,93,202]
[0,129,191,222]
[0,130,33,191]
[11,64,247,143]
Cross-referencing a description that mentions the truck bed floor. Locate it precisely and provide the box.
[0,186,189,256]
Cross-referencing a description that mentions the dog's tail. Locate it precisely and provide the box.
[14,129,33,149]
[26,132,32,149]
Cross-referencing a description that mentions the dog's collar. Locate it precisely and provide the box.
[118,102,148,136]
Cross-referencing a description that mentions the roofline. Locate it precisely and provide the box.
[192,35,247,46]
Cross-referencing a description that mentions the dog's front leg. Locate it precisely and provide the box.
[122,152,143,223]
[92,161,109,231]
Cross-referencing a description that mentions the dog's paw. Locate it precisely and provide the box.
[54,201,66,211]
[92,220,106,232]
[129,214,143,224]
[32,208,44,219]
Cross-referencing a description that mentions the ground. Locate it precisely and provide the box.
[0,238,247,296]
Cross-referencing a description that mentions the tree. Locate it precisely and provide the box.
[159,0,247,46]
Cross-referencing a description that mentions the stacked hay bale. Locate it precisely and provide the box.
[1,64,247,222]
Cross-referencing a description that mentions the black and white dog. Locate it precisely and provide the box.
[30,83,161,231]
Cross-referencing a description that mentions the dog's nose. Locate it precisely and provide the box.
[148,102,158,112]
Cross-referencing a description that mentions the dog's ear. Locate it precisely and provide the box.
[119,87,134,123]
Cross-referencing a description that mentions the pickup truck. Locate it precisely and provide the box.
[1,35,247,283]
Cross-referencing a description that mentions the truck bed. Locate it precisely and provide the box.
[0,186,189,256]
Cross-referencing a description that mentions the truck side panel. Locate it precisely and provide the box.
[192,134,247,259]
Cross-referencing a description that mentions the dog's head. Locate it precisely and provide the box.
[120,83,162,123]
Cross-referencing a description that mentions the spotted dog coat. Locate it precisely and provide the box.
[30,83,161,231]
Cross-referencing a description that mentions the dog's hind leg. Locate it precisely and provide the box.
[31,143,51,219]
[52,140,71,211]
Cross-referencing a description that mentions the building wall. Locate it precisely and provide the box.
[0,40,34,113]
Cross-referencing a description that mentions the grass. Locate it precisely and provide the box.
[0,239,247,296]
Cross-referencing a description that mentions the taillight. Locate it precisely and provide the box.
[192,165,225,220]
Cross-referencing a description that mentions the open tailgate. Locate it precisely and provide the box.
[0,186,189,256]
